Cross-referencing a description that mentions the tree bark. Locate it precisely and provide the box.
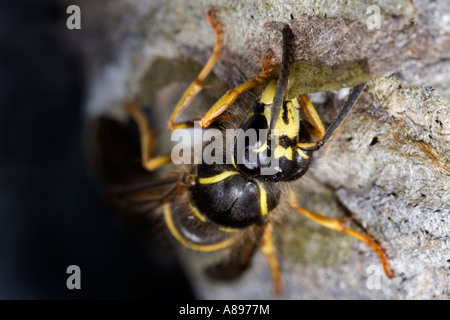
[77,0,450,299]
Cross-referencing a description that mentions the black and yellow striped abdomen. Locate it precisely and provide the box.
[189,164,281,229]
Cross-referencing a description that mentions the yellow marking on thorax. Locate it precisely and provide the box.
[264,105,271,123]
[255,182,269,216]
[261,82,276,125]
[255,83,303,161]
[198,171,239,185]
[263,100,301,141]
[273,100,300,140]
[260,80,277,104]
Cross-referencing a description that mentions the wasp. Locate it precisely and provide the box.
[111,10,394,295]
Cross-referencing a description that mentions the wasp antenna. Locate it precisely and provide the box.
[305,82,367,150]
[269,24,294,137]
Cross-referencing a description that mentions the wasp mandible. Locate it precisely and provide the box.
[114,10,394,295]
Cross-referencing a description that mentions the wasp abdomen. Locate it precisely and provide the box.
[190,164,280,229]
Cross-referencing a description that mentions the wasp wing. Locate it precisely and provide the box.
[205,224,266,280]
[101,175,182,216]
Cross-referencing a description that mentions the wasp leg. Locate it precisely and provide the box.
[124,103,171,171]
[168,10,223,131]
[260,223,282,295]
[289,192,394,278]
[199,56,273,128]
[297,94,325,140]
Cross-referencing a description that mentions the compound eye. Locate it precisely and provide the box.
[233,113,268,176]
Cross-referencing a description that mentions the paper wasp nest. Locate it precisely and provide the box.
[74,0,450,299]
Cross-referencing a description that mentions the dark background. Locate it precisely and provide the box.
[0,1,193,299]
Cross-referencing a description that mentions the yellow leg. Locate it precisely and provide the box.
[200,56,273,128]
[124,103,171,171]
[260,223,282,295]
[298,94,325,139]
[168,10,223,131]
[289,192,394,279]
